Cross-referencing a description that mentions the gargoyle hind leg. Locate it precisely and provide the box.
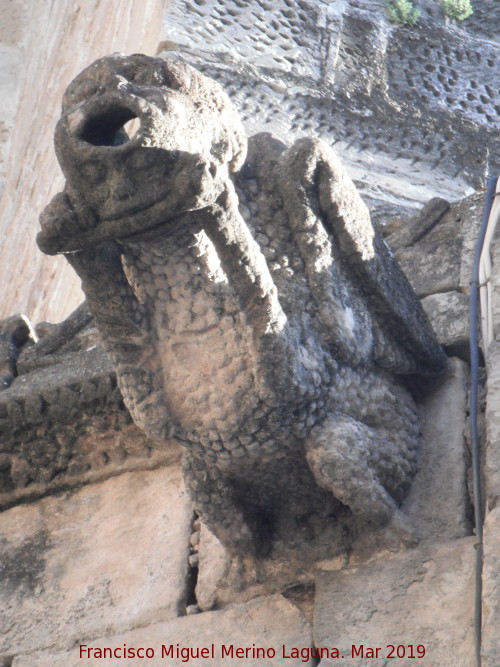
[305,416,418,546]
[182,455,258,559]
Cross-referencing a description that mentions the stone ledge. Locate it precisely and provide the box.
[0,346,181,508]
[11,594,313,667]
[314,538,476,667]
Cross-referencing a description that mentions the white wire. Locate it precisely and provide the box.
[479,177,500,351]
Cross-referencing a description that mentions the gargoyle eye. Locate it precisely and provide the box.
[127,148,179,172]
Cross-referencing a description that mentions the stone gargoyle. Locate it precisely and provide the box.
[37,54,447,562]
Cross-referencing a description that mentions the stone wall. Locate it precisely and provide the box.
[0,0,164,324]
[159,0,499,220]
[2,0,498,325]
[0,190,494,665]
[1,2,500,665]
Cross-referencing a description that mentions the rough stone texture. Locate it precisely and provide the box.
[482,507,500,667]
[160,0,499,212]
[490,241,500,352]
[0,312,35,389]
[0,0,28,198]
[0,466,192,657]
[195,523,231,612]
[390,194,483,299]
[485,341,500,511]
[404,358,470,542]
[0,332,181,509]
[420,292,470,359]
[12,594,314,666]
[195,358,471,606]
[384,191,485,359]
[383,197,450,250]
[314,538,476,666]
[38,55,447,569]
[0,0,164,324]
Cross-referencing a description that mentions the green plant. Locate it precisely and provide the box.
[385,0,421,26]
[442,0,474,21]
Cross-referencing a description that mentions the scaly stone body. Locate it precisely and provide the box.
[38,55,447,558]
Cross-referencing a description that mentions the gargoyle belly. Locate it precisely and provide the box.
[158,322,256,433]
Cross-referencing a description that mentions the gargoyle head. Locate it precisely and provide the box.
[49,54,247,238]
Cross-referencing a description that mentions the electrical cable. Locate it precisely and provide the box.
[469,176,498,667]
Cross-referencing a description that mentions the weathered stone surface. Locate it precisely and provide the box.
[404,358,470,542]
[482,507,500,667]
[0,466,192,656]
[489,241,500,350]
[0,313,35,389]
[0,0,27,198]
[384,197,450,250]
[393,208,463,298]
[12,595,314,666]
[420,292,470,358]
[0,0,164,324]
[384,191,484,361]
[0,338,181,509]
[160,0,498,211]
[314,539,476,666]
[195,524,231,612]
[196,359,472,605]
[485,341,500,510]
[457,191,486,295]
[38,54,446,569]
[388,191,484,301]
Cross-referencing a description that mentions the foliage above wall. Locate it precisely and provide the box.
[385,0,421,26]
[385,0,474,25]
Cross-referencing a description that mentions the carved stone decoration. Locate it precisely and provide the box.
[37,54,447,564]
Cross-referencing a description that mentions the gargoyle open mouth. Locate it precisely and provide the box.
[79,105,140,147]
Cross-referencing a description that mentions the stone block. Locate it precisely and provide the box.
[420,292,470,359]
[404,358,470,542]
[486,342,500,509]
[385,197,449,250]
[0,466,192,656]
[195,524,231,612]
[394,215,462,298]
[12,594,314,666]
[482,506,500,667]
[314,539,476,666]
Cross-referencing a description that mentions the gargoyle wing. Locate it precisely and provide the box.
[277,138,448,375]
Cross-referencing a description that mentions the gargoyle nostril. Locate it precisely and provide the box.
[79,107,140,147]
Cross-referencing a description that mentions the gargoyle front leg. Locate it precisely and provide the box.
[64,241,146,346]
[38,192,172,442]
[66,243,174,441]
[305,415,418,546]
[202,185,297,404]
[38,190,148,347]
